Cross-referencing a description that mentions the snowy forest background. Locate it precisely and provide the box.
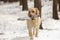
[0,0,60,40]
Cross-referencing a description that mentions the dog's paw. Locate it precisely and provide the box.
[35,34,39,37]
[30,38,34,40]
[35,35,38,37]
[30,37,34,40]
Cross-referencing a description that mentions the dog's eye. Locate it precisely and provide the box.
[32,11,34,13]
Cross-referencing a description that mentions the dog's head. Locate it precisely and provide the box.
[28,8,40,20]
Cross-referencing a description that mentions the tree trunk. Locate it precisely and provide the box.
[9,0,12,2]
[53,0,59,20]
[34,0,43,29]
[4,0,7,3]
[58,0,60,11]
[8,0,19,2]
[19,0,22,5]
[22,0,28,10]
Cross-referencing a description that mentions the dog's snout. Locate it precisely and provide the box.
[29,15,36,18]
[32,16,35,18]
[29,15,35,20]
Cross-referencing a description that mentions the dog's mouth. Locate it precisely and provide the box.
[31,18,36,20]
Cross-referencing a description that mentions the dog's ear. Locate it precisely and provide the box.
[28,10,31,17]
[35,8,40,14]
[35,8,40,16]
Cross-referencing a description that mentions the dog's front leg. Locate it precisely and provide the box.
[28,28,34,40]
[35,26,39,37]
[33,28,36,36]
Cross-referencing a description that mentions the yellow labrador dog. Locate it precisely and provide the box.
[27,8,41,40]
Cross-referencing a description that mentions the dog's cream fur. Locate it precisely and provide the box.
[27,8,41,40]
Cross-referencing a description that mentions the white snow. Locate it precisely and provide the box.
[0,0,60,40]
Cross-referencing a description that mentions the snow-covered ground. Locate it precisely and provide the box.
[0,0,60,40]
